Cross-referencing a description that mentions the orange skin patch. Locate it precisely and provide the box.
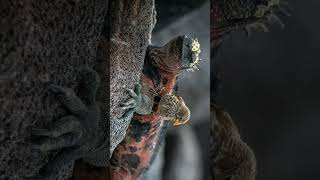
[71,72,177,180]
[110,69,177,179]
[71,66,178,180]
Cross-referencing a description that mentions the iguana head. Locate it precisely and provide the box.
[149,35,201,73]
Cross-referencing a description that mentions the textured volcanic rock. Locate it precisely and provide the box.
[108,0,156,154]
[0,0,107,179]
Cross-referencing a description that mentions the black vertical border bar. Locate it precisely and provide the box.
[210,0,216,179]
[94,0,111,178]
[210,0,220,106]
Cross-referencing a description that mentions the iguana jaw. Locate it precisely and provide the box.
[148,35,201,74]
[179,35,201,72]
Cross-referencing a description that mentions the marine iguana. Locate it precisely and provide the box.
[27,36,200,180]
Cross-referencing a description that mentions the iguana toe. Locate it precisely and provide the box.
[49,84,87,116]
[121,83,143,111]
[32,116,81,137]
[31,133,81,151]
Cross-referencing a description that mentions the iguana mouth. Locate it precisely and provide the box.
[178,35,201,72]
[148,35,201,73]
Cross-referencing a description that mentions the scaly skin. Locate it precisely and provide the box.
[110,35,198,180]
[210,105,257,180]
[70,35,199,180]
[110,95,190,180]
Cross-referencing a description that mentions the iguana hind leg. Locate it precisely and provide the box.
[27,67,102,179]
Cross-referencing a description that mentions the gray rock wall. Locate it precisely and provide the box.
[0,0,107,179]
[108,0,156,153]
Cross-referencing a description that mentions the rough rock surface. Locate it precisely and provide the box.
[109,0,156,153]
[0,0,107,179]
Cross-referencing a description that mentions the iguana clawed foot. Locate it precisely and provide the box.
[121,83,142,110]
[27,67,104,180]
[121,83,153,115]
[31,73,100,152]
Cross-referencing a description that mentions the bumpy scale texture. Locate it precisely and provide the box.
[71,35,199,180]
[110,35,198,180]
[0,0,107,179]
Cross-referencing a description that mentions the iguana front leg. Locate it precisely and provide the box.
[121,83,153,115]
[25,67,101,180]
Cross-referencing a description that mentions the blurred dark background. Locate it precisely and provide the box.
[153,0,207,32]
[215,1,320,180]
